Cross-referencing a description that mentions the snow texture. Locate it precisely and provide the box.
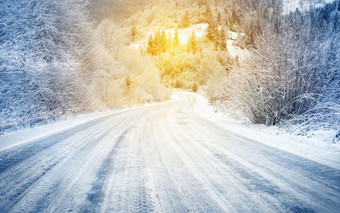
[0,0,91,134]
[283,0,335,13]
[0,92,339,212]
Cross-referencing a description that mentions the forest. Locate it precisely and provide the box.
[0,0,339,142]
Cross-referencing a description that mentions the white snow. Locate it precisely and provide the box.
[0,91,339,212]
[128,43,144,50]
[228,31,239,40]
[226,40,249,60]
[0,95,178,151]
[226,31,250,60]
[283,0,335,14]
[129,23,210,50]
[130,24,249,61]
[3,91,338,170]
[0,110,115,151]
[192,91,340,170]
[164,23,209,44]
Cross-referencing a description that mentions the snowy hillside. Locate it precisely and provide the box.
[283,0,335,13]
[0,0,169,135]
[0,0,91,134]
[130,23,248,60]
[1,0,339,142]
[0,0,339,211]
[125,0,339,143]
[129,24,208,49]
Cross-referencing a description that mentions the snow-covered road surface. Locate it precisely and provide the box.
[0,93,339,213]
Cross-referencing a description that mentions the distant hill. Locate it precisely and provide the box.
[283,0,335,13]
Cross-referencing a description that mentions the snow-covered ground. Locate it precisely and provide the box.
[164,23,209,44]
[226,39,250,60]
[0,97,179,151]
[0,92,339,212]
[193,92,340,170]
[0,110,115,151]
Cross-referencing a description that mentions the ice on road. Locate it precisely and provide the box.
[0,93,339,212]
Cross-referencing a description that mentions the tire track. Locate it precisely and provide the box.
[2,117,120,213]
[0,115,116,174]
[46,111,144,213]
[1,92,339,213]
[174,98,340,212]
[80,130,128,213]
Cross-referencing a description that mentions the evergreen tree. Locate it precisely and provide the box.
[174,28,180,47]
[167,33,173,50]
[231,10,239,25]
[198,0,204,9]
[160,30,167,52]
[147,34,155,55]
[218,28,227,50]
[180,11,190,28]
[204,4,214,25]
[326,40,338,82]
[154,31,161,54]
[131,25,137,41]
[192,82,198,92]
[217,12,222,24]
[187,30,198,54]
[207,23,218,44]
[333,13,340,32]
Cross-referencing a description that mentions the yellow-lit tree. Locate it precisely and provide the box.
[147,34,155,55]
[160,30,167,52]
[187,30,198,54]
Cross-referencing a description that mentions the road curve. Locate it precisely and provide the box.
[0,93,339,213]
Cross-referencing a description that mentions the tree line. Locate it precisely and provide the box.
[147,29,201,55]
[212,0,340,137]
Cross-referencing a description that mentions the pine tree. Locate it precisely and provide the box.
[333,13,340,32]
[326,40,337,82]
[154,31,161,54]
[198,0,204,9]
[187,30,198,54]
[167,33,172,50]
[207,23,218,44]
[174,28,180,47]
[218,28,227,50]
[204,4,214,25]
[192,82,198,92]
[147,34,155,55]
[217,12,222,24]
[231,10,239,25]
[131,25,137,41]
[180,11,190,28]
[160,30,167,52]
[170,29,180,55]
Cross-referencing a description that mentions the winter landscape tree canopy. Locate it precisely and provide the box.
[1,0,340,212]
[0,0,339,141]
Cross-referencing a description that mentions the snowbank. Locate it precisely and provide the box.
[0,94,178,151]
[190,92,340,170]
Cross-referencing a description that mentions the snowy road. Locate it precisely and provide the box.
[0,93,339,213]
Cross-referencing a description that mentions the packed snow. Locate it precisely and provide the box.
[0,92,339,212]
[1,0,339,210]
[192,92,340,170]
